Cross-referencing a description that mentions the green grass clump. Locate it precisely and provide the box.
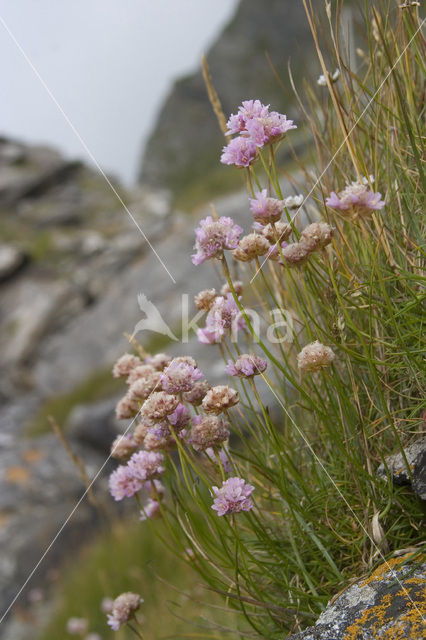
[38,519,245,640]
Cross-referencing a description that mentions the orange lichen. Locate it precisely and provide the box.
[361,554,415,586]
[343,574,426,640]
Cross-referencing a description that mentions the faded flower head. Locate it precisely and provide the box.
[249,189,284,224]
[112,353,142,379]
[326,180,385,217]
[192,215,243,265]
[133,416,154,445]
[220,136,258,167]
[297,341,335,373]
[194,288,217,311]
[115,393,139,420]
[141,391,179,421]
[233,233,270,262]
[280,242,311,267]
[127,450,165,482]
[110,434,139,461]
[190,415,229,451]
[211,477,254,516]
[140,498,161,521]
[106,592,142,631]
[145,353,171,371]
[66,617,88,635]
[221,280,243,296]
[261,220,292,244]
[284,194,304,209]
[160,359,203,394]
[109,465,143,501]
[128,371,162,402]
[300,222,334,252]
[126,363,156,385]
[182,380,211,406]
[202,385,239,414]
[225,354,267,378]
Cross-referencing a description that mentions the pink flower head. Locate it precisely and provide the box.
[245,110,296,147]
[160,359,203,394]
[112,353,142,378]
[192,216,243,265]
[226,99,270,134]
[326,180,385,217]
[127,450,165,482]
[197,294,245,344]
[249,189,284,224]
[220,136,258,167]
[225,354,267,378]
[168,402,191,429]
[109,465,143,501]
[211,477,254,516]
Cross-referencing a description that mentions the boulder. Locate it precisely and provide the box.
[378,437,426,501]
[286,554,426,639]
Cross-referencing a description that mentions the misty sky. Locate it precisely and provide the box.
[0,1,238,184]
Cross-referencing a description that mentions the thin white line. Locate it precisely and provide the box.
[250,17,426,283]
[0,14,176,284]
[258,370,425,618]
[0,401,147,624]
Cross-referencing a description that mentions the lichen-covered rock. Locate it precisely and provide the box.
[286,554,426,639]
[378,437,426,501]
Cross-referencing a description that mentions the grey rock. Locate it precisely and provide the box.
[66,397,122,453]
[378,437,426,500]
[286,556,426,639]
[139,0,316,195]
[0,245,27,282]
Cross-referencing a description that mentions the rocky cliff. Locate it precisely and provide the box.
[138,0,317,205]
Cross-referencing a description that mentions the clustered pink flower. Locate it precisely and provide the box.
[249,189,285,224]
[197,294,245,344]
[160,359,203,394]
[211,477,255,516]
[140,498,161,521]
[106,592,142,631]
[326,180,385,217]
[221,100,295,167]
[192,216,243,265]
[109,450,165,501]
[225,354,268,378]
[168,403,191,429]
[182,380,211,406]
[220,136,258,167]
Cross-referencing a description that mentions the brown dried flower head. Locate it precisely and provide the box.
[127,372,161,403]
[190,415,229,451]
[202,385,239,414]
[112,353,142,378]
[141,391,179,421]
[262,221,292,244]
[194,288,217,311]
[115,394,139,420]
[126,364,156,385]
[300,222,334,252]
[110,434,139,460]
[221,280,243,296]
[233,233,270,262]
[297,341,335,373]
[172,355,198,368]
[280,242,311,267]
[145,353,171,371]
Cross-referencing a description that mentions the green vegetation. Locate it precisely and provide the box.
[38,518,245,640]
